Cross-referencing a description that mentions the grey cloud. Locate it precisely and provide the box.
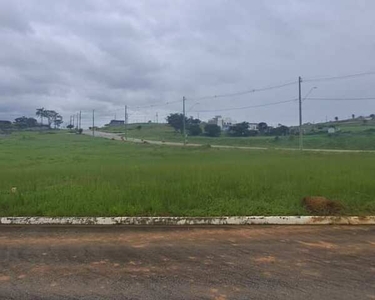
[1,0,375,127]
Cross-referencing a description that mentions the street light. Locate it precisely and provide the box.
[303,86,317,101]
[188,102,200,112]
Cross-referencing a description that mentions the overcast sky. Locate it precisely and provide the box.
[1,0,375,127]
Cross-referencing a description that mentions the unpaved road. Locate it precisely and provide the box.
[1,226,375,299]
[83,130,375,153]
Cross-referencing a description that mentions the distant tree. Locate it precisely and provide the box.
[14,117,38,128]
[188,117,201,125]
[370,114,375,120]
[188,124,202,136]
[257,122,268,135]
[352,114,355,119]
[166,113,186,132]
[270,125,289,136]
[228,122,250,137]
[36,108,45,125]
[43,110,63,128]
[67,124,74,129]
[53,114,63,128]
[166,113,201,133]
[334,116,339,122]
[0,120,12,128]
[204,124,221,137]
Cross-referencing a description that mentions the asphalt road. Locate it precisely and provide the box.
[1,226,375,300]
[83,130,375,153]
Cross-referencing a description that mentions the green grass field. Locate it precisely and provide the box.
[0,131,375,217]
[102,123,375,150]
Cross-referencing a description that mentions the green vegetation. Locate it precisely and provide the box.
[0,131,374,216]
[102,122,375,150]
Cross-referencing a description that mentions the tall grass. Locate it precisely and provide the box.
[0,131,374,216]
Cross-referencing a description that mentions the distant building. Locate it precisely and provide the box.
[108,120,124,127]
[208,115,224,129]
[248,123,258,131]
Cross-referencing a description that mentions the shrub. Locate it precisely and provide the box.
[204,124,221,137]
[188,124,202,136]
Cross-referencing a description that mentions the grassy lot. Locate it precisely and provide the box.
[0,131,375,217]
[102,123,375,150]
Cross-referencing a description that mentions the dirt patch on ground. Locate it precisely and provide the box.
[302,196,343,215]
[254,256,277,263]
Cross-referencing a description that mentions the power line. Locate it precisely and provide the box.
[191,98,298,113]
[303,71,375,83]
[189,80,297,101]
[306,97,375,101]
[130,100,181,109]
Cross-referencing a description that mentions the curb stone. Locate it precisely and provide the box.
[1,216,375,225]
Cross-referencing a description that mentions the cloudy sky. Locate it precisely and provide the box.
[1,0,375,127]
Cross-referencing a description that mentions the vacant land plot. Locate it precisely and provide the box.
[0,131,374,216]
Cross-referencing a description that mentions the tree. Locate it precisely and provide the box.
[188,124,202,136]
[204,124,221,137]
[52,114,63,128]
[335,116,339,122]
[257,122,268,134]
[352,114,355,119]
[228,122,250,137]
[44,110,63,128]
[67,124,74,129]
[36,108,45,125]
[14,117,38,128]
[270,125,289,136]
[166,113,186,132]
[166,113,201,133]
[370,114,375,120]
[0,120,12,129]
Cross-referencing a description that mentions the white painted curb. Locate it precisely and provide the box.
[1,216,375,225]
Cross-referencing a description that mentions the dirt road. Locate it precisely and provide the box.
[83,130,375,153]
[1,225,374,299]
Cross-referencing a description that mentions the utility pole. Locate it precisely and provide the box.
[79,111,82,130]
[72,115,75,128]
[183,96,186,145]
[298,76,303,150]
[70,116,72,127]
[76,113,79,130]
[124,105,128,140]
[156,112,158,124]
[92,109,95,137]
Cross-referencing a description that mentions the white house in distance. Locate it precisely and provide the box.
[248,123,258,131]
[208,116,235,130]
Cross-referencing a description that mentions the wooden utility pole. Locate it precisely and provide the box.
[125,105,128,140]
[298,76,303,150]
[92,110,95,136]
[183,96,186,145]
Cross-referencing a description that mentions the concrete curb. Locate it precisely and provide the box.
[1,216,375,225]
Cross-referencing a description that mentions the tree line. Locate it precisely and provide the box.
[166,113,290,138]
[0,108,63,130]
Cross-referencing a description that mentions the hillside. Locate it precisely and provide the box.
[100,120,375,150]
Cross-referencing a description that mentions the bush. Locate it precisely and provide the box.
[204,124,221,137]
[188,124,202,136]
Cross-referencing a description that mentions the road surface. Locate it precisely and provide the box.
[1,225,374,299]
[83,130,375,153]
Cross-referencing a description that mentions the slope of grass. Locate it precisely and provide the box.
[0,131,374,216]
[101,123,375,150]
